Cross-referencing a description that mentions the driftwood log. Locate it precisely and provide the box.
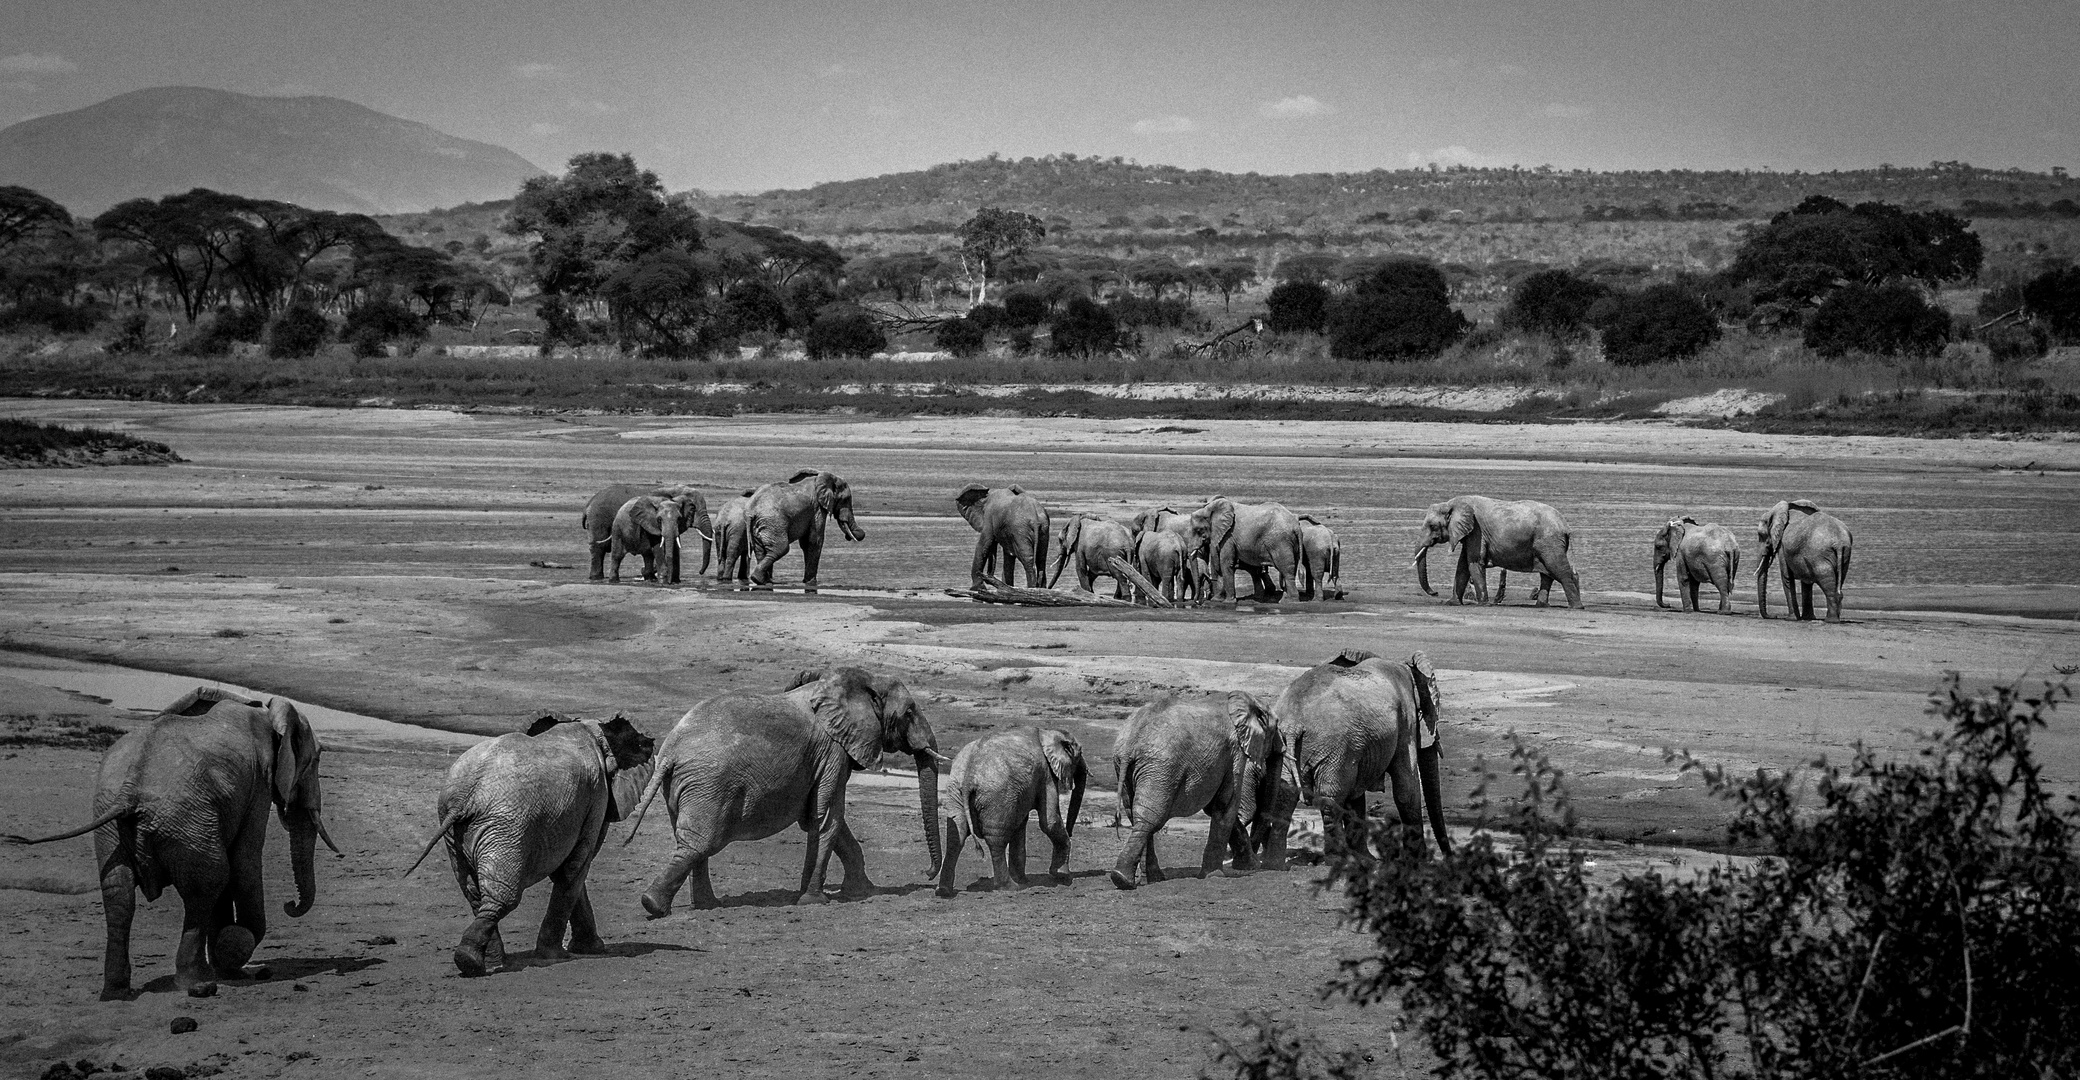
[1105,556,1172,608]
[946,573,1142,608]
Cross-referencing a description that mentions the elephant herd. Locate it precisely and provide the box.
[581,470,864,588]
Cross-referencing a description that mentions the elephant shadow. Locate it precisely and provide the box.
[137,955,385,994]
[515,941,695,968]
[707,882,938,909]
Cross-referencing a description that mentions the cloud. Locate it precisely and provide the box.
[513,62,565,79]
[1257,95,1333,119]
[1407,145,1500,168]
[528,122,564,136]
[1543,103,1592,119]
[1131,114,1197,135]
[0,53,77,74]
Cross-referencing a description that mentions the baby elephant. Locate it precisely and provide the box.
[405,713,654,976]
[935,728,1087,898]
[1653,516,1741,614]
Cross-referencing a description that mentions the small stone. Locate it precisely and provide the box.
[169,1017,198,1035]
[291,984,308,992]
[145,1068,183,1080]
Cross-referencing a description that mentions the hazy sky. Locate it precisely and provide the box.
[3,0,2076,192]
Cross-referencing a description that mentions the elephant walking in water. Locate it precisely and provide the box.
[935,728,1086,897]
[1413,495,1582,609]
[1296,515,1344,600]
[1108,692,1282,889]
[1654,517,1741,613]
[1757,499,1853,622]
[955,483,1051,589]
[404,714,654,976]
[1202,496,1303,603]
[582,484,710,581]
[1267,650,1452,865]
[746,470,865,588]
[6,687,335,1000]
[628,668,944,915]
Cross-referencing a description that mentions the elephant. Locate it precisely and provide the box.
[934,727,1086,898]
[1131,507,1210,603]
[1133,528,1192,604]
[746,470,864,587]
[1757,499,1853,622]
[626,667,944,915]
[608,495,686,585]
[1107,691,1282,889]
[403,713,654,977]
[1048,514,1137,598]
[955,483,1051,589]
[710,489,755,586]
[1654,517,1741,614]
[1202,496,1302,603]
[583,484,711,582]
[1413,495,1583,609]
[1296,515,1344,601]
[5,687,336,1001]
[1265,650,1451,865]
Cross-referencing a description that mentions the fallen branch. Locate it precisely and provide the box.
[947,576,1140,608]
[1105,556,1171,608]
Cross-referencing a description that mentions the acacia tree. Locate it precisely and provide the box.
[1725,195,1982,307]
[93,190,252,320]
[955,206,1044,303]
[1210,258,1259,308]
[0,186,70,261]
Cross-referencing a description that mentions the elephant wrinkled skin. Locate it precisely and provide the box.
[746,470,864,588]
[1654,517,1741,614]
[628,668,943,915]
[1268,650,1452,864]
[1757,499,1853,622]
[1413,495,1583,609]
[404,714,654,977]
[609,495,686,585]
[6,687,336,1000]
[1202,496,1302,603]
[1296,515,1344,601]
[582,484,710,582]
[1048,515,1137,598]
[955,483,1051,589]
[709,489,756,586]
[935,727,1086,897]
[1108,692,1282,889]
[1131,507,1211,604]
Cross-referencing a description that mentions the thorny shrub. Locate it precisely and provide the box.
[1210,676,2079,1080]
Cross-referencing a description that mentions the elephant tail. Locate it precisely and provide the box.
[401,809,467,879]
[1835,545,1852,590]
[620,753,673,848]
[1114,756,1136,825]
[961,785,986,856]
[3,804,132,846]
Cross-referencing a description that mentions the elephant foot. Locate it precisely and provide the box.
[177,972,218,998]
[534,943,573,963]
[639,892,672,919]
[1258,858,1290,872]
[794,890,828,906]
[211,926,257,979]
[1050,871,1072,885]
[1003,877,1029,892]
[453,943,488,977]
[1107,869,1136,891]
[837,881,879,902]
[1144,868,1167,883]
[934,885,959,900]
[569,935,608,956]
[98,982,133,1003]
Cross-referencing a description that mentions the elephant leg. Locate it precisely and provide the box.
[642,842,717,917]
[96,848,136,1000]
[567,883,607,954]
[1684,575,1700,613]
[1143,835,1166,882]
[750,534,788,586]
[934,817,965,899]
[1387,750,1428,859]
[800,537,825,588]
[1202,796,1240,878]
[1041,814,1072,883]
[211,869,265,979]
[795,792,848,904]
[456,868,522,977]
[969,535,994,589]
[1109,813,1160,890]
[173,884,225,997]
[1822,574,1844,623]
[1253,778,1299,872]
[1451,550,1471,605]
[587,538,611,581]
[1781,574,1800,622]
[536,869,582,961]
[986,836,1019,891]
[607,544,625,583]
[832,820,876,900]
[1007,827,1030,886]
[1533,572,1555,606]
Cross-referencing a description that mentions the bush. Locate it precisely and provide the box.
[106,311,152,355]
[1213,676,2080,1080]
[2021,264,2080,340]
[802,302,886,359]
[1000,286,1050,328]
[341,296,427,344]
[933,315,988,357]
[964,302,1007,332]
[0,297,107,334]
[1499,268,1610,339]
[178,306,267,356]
[1592,283,1722,365]
[1325,259,1468,361]
[265,305,330,359]
[1983,319,2051,362]
[1265,281,1329,334]
[1107,295,1196,329]
[719,280,790,337]
[1049,296,1121,356]
[1804,282,1951,358]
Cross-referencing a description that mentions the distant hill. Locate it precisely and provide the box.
[0,86,546,217]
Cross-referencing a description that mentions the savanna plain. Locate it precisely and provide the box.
[1,400,2077,1079]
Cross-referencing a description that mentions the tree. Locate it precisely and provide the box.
[1049,296,1120,357]
[1500,268,1610,339]
[1272,252,1343,284]
[1591,283,1722,365]
[1210,258,1259,308]
[1000,286,1049,328]
[1725,196,1983,307]
[1326,259,1468,361]
[803,302,886,359]
[265,305,330,359]
[1264,281,1329,334]
[955,207,1044,303]
[1803,282,1951,358]
[0,186,70,260]
[933,314,988,357]
[2021,264,2080,340]
[93,190,250,320]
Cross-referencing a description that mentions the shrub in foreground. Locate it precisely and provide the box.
[1213,675,2079,1080]
[1592,283,1721,365]
[1804,282,1951,358]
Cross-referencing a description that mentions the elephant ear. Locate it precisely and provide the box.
[525,712,573,736]
[1225,693,1271,767]
[162,685,261,718]
[1327,649,1379,669]
[1788,498,1820,515]
[1447,500,1479,548]
[954,484,990,527]
[268,698,320,809]
[1038,728,1080,790]
[784,668,827,692]
[1406,652,1440,749]
[805,668,887,770]
[1297,514,1321,526]
[1206,497,1236,549]
[619,496,661,537]
[1764,501,1791,550]
[788,469,822,484]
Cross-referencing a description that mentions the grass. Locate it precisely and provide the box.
[0,416,180,463]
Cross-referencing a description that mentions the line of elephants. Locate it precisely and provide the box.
[585,471,1856,621]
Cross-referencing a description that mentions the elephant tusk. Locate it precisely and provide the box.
[923,748,953,768]
[689,528,715,544]
[316,814,343,856]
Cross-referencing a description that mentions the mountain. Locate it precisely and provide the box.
[0,86,546,217]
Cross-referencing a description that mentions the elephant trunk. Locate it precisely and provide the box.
[662,513,683,585]
[1414,544,1439,596]
[915,751,943,880]
[1065,763,1086,842]
[283,812,318,917]
[1755,547,1776,619]
[1653,558,1668,609]
[837,509,865,542]
[1417,744,1452,857]
[695,510,713,576]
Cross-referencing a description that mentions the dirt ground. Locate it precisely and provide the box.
[0,402,2076,1079]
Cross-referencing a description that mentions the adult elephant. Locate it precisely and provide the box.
[710,489,755,586]
[1296,515,1344,601]
[1654,516,1741,614]
[954,483,1051,589]
[1757,499,1853,622]
[627,667,944,915]
[1202,496,1303,603]
[1108,691,1281,889]
[1132,507,1210,603]
[5,687,336,1000]
[1266,650,1451,866]
[403,713,655,976]
[1133,528,1192,604]
[1413,495,1582,609]
[1048,514,1136,598]
[582,484,711,582]
[746,470,865,588]
[934,727,1085,897]
[608,495,686,584]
